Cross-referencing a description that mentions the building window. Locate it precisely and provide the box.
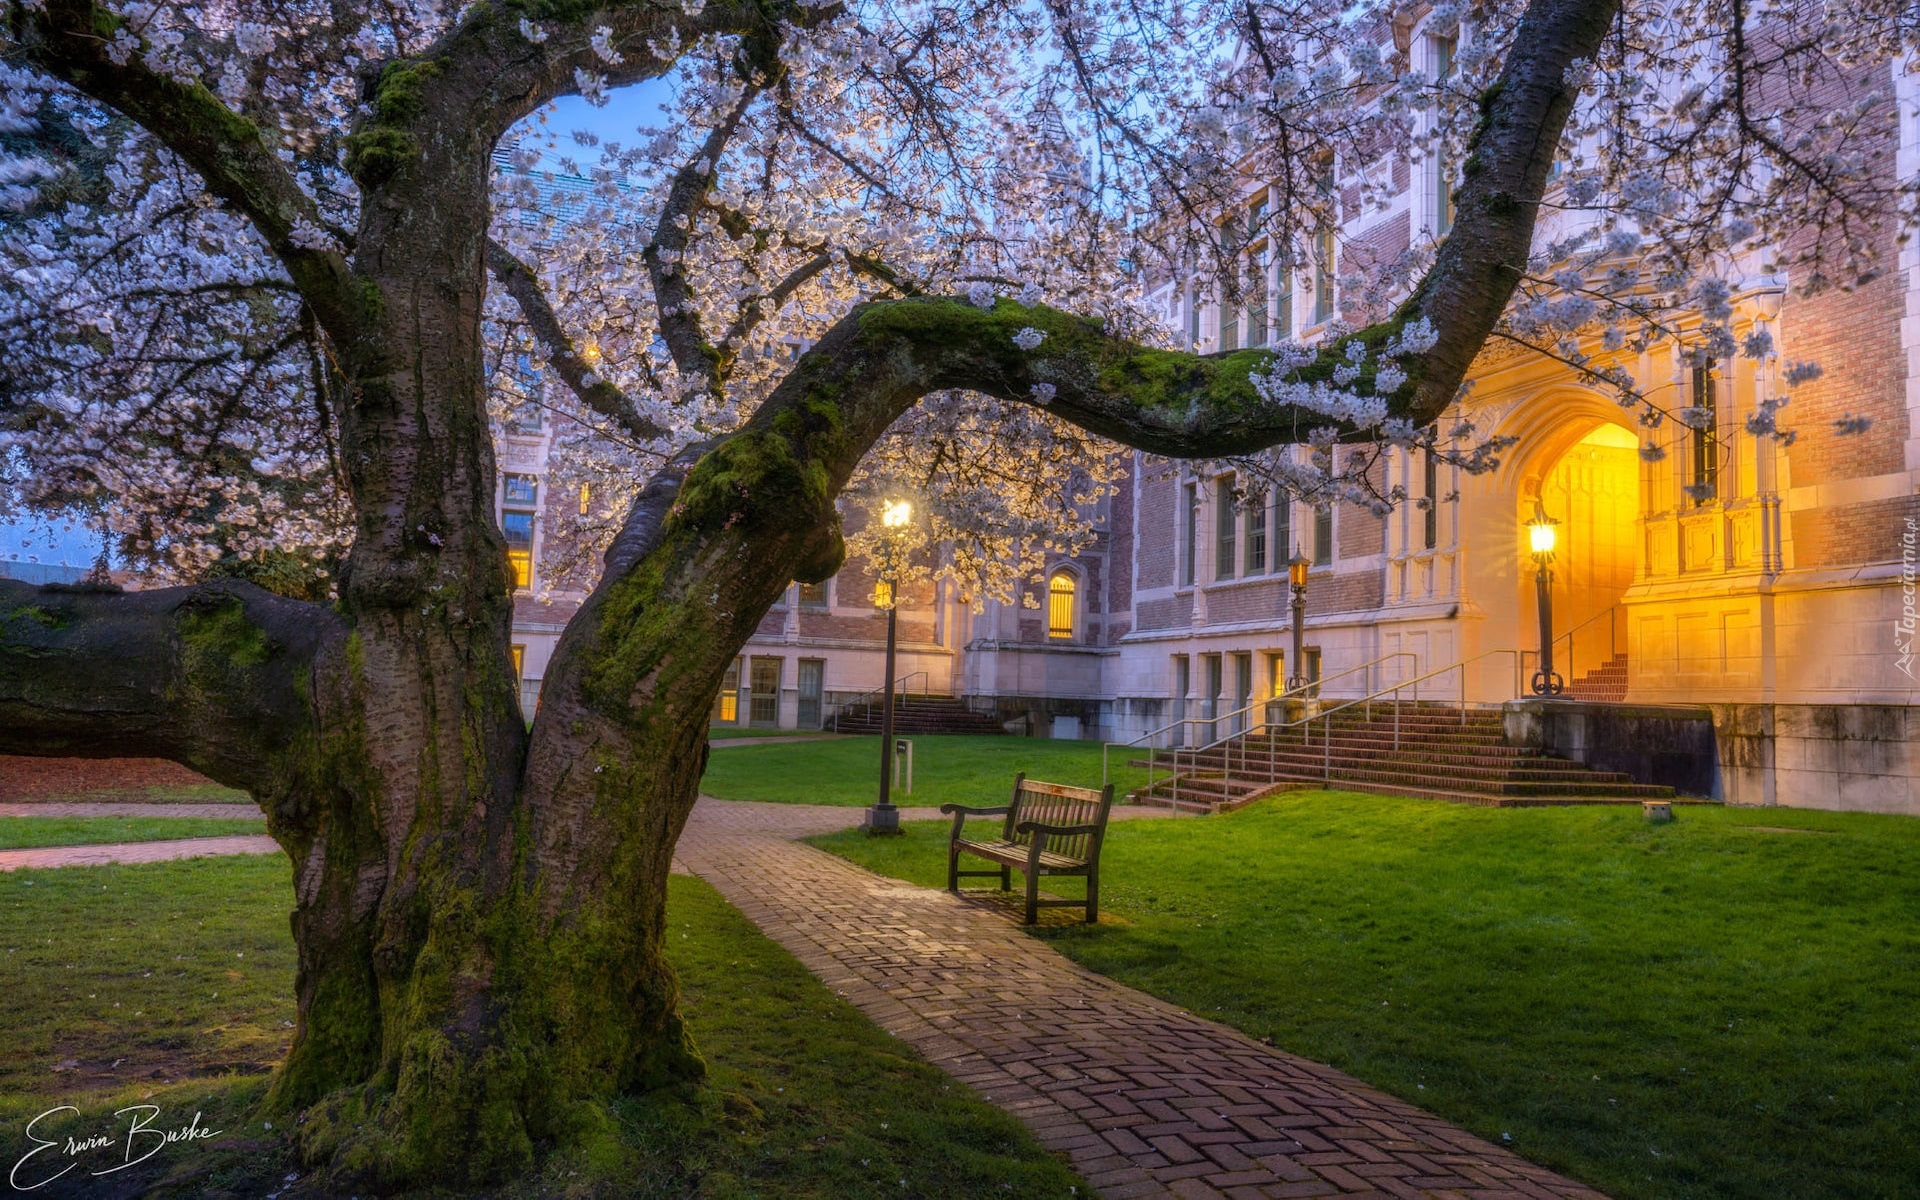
[798,580,829,608]
[1245,197,1269,348]
[502,473,538,591]
[1431,35,1457,236]
[578,482,590,516]
[1181,481,1198,586]
[1215,477,1237,581]
[510,644,526,679]
[1246,491,1267,575]
[1423,450,1439,550]
[748,656,781,727]
[1047,571,1078,641]
[1275,263,1293,342]
[1312,227,1335,324]
[1275,496,1293,568]
[713,658,741,724]
[1691,362,1718,505]
[1313,504,1333,565]
[1219,301,1238,352]
[1187,287,1201,348]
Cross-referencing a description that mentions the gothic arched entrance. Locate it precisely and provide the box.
[1520,422,1640,696]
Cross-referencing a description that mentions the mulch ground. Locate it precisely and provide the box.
[0,755,236,802]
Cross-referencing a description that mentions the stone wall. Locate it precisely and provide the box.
[1713,703,1920,813]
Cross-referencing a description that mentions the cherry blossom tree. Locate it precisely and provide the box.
[0,0,1910,1187]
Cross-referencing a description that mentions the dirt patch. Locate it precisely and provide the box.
[40,1033,286,1097]
[0,756,248,803]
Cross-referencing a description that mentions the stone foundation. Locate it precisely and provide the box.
[1711,703,1920,813]
[1502,699,1718,798]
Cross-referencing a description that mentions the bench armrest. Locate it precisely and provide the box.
[938,804,1011,816]
[1014,821,1100,838]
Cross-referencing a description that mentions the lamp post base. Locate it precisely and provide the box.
[864,804,903,836]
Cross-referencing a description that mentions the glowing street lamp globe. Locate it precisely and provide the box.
[1526,505,1560,561]
[882,499,913,528]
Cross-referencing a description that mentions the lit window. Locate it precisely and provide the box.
[578,482,590,516]
[713,659,741,723]
[511,644,526,678]
[798,580,828,608]
[1048,572,1078,640]
[502,474,538,591]
[1691,362,1718,505]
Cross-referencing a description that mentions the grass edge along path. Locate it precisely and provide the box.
[700,732,1146,807]
[812,790,1920,1200]
[0,858,1087,1199]
[0,817,267,851]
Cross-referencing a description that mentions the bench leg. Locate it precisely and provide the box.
[1024,871,1039,925]
[1000,864,1011,891]
[1085,874,1099,925]
[947,843,960,893]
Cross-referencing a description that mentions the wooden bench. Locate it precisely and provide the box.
[940,773,1116,924]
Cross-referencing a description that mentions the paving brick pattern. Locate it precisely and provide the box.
[677,798,1606,1200]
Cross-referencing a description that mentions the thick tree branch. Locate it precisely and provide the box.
[646,87,762,391]
[1396,0,1623,420]
[485,238,669,443]
[0,579,346,796]
[11,0,369,346]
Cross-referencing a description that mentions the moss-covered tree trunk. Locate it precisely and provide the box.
[2,0,1623,1188]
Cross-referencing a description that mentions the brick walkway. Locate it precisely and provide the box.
[0,834,280,872]
[676,798,1606,1200]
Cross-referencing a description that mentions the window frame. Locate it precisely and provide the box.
[1214,477,1237,581]
[1046,569,1080,642]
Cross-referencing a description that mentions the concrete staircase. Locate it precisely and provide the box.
[831,694,1006,736]
[1567,653,1629,702]
[1128,702,1681,812]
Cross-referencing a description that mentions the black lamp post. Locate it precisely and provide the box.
[866,498,913,835]
[1527,503,1565,696]
[1287,545,1311,694]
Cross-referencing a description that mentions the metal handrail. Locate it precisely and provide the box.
[1102,650,1418,793]
[830,670,930,732]
[1161,648,1526,799]
[1521,603,1623,690]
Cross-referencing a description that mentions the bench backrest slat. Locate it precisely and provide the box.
[1002,772,1115,864]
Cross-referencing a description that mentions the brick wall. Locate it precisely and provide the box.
[1107,457,1135,644]
[1777,59,1905,489]
[1136,465,1176,589]
[1307,569,1385,615]
[1137,594,1192,632]
[1790,496,1916,569]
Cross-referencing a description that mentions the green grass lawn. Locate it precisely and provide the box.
[0,816,266,850]
[700,732,1144,806]
[813,792,1920,1200]
[0,857,1083,1198]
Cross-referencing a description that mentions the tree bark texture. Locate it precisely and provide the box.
[2,0,1621,1188]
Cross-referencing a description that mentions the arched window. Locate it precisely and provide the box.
[1047,571,1078,641]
